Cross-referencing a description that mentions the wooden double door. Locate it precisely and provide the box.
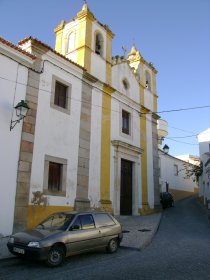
[120,159,133,215]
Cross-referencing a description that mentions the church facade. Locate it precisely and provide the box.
[0,4,161,234]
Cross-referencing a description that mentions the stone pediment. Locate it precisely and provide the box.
[112,140,143,155]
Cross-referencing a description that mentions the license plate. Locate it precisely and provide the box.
[13,247,25,254]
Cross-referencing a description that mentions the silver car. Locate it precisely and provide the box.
[7,211,123,267]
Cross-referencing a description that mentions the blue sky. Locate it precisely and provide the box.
[1,0,209,156]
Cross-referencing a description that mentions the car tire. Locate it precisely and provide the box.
[46,245,65,267]
[107,238,118,254]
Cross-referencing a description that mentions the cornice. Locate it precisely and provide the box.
[112,140,143,155]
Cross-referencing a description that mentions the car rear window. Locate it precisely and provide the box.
[94,213,116,227]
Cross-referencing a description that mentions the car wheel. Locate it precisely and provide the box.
[107,238,118,253]
[46,245,65,267]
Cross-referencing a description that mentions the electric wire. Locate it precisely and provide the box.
[155,105,210,114]
[0,74,205,146]
[165,137,198,146]
[0,52,208,147]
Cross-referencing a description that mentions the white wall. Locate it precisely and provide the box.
[146,115,154,207]
[0,48,32,235]
[197,128,210,201]
[30,57,83,207]
[112,63,140,103]
[109,76,141,214]
[159,150,198,194]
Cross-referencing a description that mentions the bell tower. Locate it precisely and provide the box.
[54,3,114,84]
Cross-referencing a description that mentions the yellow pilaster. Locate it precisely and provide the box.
[54,21,65,53]
[76,18,92,72]
[105,28,114,84]
[139,108,156,215]
[154,95,158,113]
[140,112,148,209]
[152,70,158,112]
[140,60,145,105]
[76,4,94,72]
[77,19,86,68]
[100,85,114,212]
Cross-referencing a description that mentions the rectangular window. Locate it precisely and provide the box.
[122,110,130,135]
[51,76,71,115]
[48,162,62,191]
[174,164,178,176]
[54,81,67,109]
[43,155,67,196]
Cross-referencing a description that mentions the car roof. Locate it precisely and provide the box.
[50,211,112,216]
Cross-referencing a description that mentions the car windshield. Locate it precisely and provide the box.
[36,213,75,231]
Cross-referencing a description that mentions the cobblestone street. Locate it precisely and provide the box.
[1,196,210,280]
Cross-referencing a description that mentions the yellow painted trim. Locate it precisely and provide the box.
[55,29,64,54]
[100,85,114,203]
[106,63,112,85]
[84,19,92,73]
[54,20,65,53]
[152,71,158,112]
[139,206,158,215]
[77,19,86,68]
[77,5,95,22]
[76,16,92,72]
[100,200,113,213]
[169,189,197,201]
[27,205,74,229]
[106,33,112,84]
[140,111,148,209]
[140,61,145,105]
[140,84,144,105]
[154,95,158,113]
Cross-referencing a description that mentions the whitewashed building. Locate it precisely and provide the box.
[1,3,163,234]
[159,149,198,200]
[197,128,210,205]
[0,38,36,235]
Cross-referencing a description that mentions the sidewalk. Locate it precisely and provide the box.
[0,235,14,260]
[117,212,162,250]
[0,212,162,260]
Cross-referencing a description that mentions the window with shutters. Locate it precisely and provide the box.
[51,75,71,114]
[48,162,62,192]
[43,155,67,196]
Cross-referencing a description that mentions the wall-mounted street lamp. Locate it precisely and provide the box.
[10,100,30,131]
[163,144,169,154]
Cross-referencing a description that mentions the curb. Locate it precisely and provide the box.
[140,212,162,251]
